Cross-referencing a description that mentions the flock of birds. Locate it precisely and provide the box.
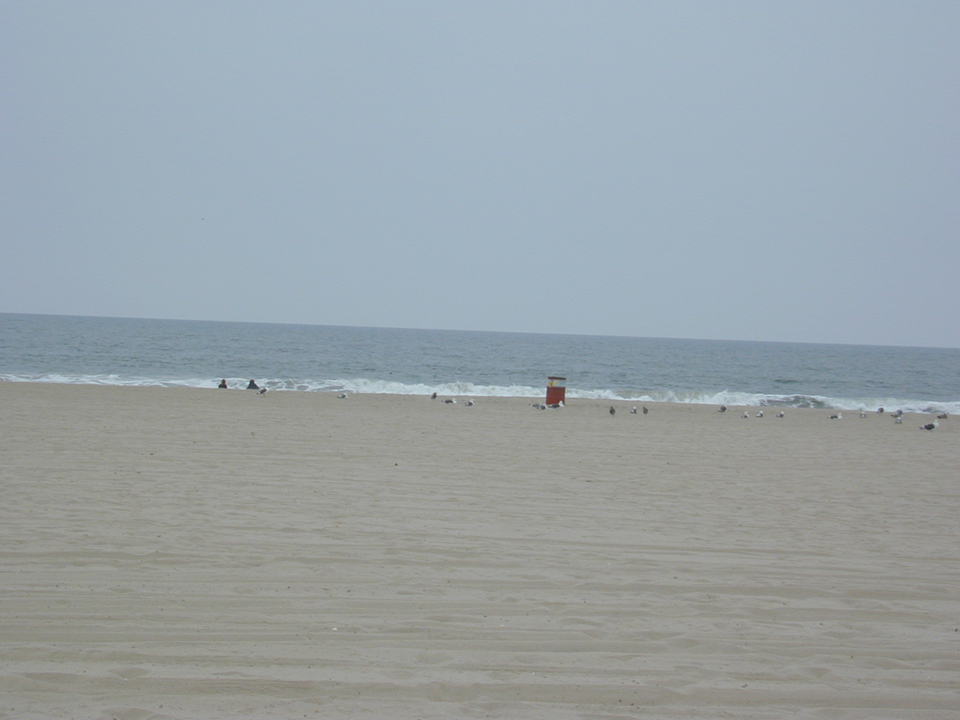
[716,404,944,429]
[321,391,950,430]
[600,403,946,430]
[722,407,788,419]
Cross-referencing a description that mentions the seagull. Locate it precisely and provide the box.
[465,399,474,406]
[337,393,348,399]
[777,411,785,418]
[829,412,842,420]
[921,419,939,431]
[549,403,562,409]
[937,413,948,419]
[258,387,268,395]
[742,411,750,418]
[890,409,903,418]
[609,406,616,416]
[756,410,763,418]
[719,405,727,413]
[894,416,902,424]
[443,398,457,404]
[643,406,649,415]
[859,411,866,418]
[431,392,437,399]
[630,406,638,414]
[877,407,884,414]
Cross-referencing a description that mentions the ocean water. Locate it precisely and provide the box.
[1,313,958,413]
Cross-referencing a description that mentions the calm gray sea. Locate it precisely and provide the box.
[1,313,958,413]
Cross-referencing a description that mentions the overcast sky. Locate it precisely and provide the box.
[2,2,958,347]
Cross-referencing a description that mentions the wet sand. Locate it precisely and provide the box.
[1,383,958,719]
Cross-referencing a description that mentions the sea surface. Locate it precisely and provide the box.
[2,313,958,413]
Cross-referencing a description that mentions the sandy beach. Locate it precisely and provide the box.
[1,383,958,719]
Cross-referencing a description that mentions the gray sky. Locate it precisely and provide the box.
[2,1,958,347]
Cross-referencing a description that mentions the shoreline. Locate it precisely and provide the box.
[2,383,958,719]
[1,377,956,414]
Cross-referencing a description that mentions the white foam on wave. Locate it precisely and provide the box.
[0,372,200,387]
[268,378,547,397]
[3,373,958,414]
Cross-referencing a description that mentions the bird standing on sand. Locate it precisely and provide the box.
[895,416,903,424]
[829,413,842,420]
[936,413,948,419]
[777,411,785,418]
[921,419,939,431]
[258,387,267,395]
[609,406,616,416]
[631,406,638,414]
[719,405,727,413]
[756,410,763,418]
[465,399,474,406]
[643,406,649,415]
[859,411,866,418]
[337,393,348,399]
[742,411,750,418]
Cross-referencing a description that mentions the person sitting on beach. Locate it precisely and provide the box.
[218,379,228,389]
[247,379,259,390]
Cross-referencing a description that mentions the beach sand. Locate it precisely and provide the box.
[1,383,958,719]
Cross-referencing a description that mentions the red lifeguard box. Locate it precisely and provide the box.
[546,376,566,405]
